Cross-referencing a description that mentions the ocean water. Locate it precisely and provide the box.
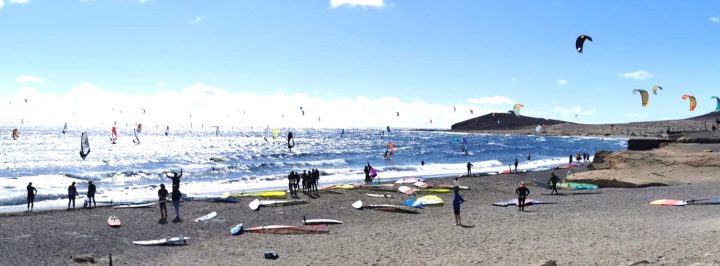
[0,126,626,212]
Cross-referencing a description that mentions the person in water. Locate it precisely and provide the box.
[527,154,531,161]
[548,173,561,195]
[158,184,168,221]
[384,149,389,160]
[166,169,183,190]
[171,188,182,222]
[466,162,473,176]
[514,158,519,173]
[27,182,37,212]
[86,181,96,208]
[515,182,530,211]
[453,187,465,226]
[67,182,77,210]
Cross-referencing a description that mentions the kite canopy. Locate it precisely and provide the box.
[712,96,720,112]
[632,89,649,107]
[575,35,592,53]
[652,85,663,95]
[512,104,524,117]
[682,94,697,111]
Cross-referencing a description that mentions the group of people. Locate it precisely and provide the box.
[570,152,590,164]
[287,169,320,197]
[25,180,96,212]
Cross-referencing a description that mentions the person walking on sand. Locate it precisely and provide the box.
[67,182,78,210]
[515,182,530,211]
[514,158,519,173]
[86,181,96,208]
[166,169,183,190]
[27,182,37,212]
[466,162,473,176]
[453,187,465,226]
[548,173,561,195]
[158,184,168,221]
[171,188,182,222]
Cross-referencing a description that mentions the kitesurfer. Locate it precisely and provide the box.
[453,187,465,226]
[158,184,168,221]
[515,182,530,211]
[165,169,183,190]
[86,181,96,208]
[466,162,473,176]
[67,182,78,210]
[27,182,37,212]
[548,173,561,195]
[171,188,182,222]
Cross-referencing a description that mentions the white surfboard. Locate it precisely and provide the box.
[132,236,190,246]
[113,202,156,209]
[194,211,217,222]
[302,218,343,225]
[365,193,396,198]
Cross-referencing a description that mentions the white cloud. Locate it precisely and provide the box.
[711,17,720,23]
[618,70,653,80]
[188,17,204,24]
[156,81,167,87]
[15,75,45,84]
[556,79,568,86]
[9,0,29,4]
[466,96,514,106]
[624,113,648,119]
[0,0,6,8]
[330,0,384,9]
[510,78,517,82]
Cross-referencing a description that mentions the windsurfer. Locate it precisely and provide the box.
[515,182,530,211]
[287,132,295,151]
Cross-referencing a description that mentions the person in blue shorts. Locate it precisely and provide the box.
[453,187,465,226]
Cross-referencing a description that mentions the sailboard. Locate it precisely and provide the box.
[80,132,91,160]
[132,128,140,144]
[111,126,118,144]
[62,122,68,135]
[272,128,279,140]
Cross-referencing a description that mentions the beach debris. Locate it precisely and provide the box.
[231,224,244,235]
[72,254,95,263]
[628,260,650,266]
[194,211,217,222]
[264,250,279,260]
[530,260,557,266]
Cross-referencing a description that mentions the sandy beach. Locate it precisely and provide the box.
[2,165,719,265]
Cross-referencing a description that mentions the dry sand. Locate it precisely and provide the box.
[2,167,720,265]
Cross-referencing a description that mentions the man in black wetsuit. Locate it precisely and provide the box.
[364,165,371,183]
[68,182,77,210]
[86,181,96,208]
[466,162,473,176]
[166,169,183,190]
[514,158,519,173]
[515,182,530,211]
[27,182,37,212]
[548,173,561,195]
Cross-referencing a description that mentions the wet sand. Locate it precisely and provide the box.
[2,166,720,265]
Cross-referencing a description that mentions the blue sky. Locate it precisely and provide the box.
[1,0,720,128]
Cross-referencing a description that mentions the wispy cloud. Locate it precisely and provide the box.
[510,78,517,82]
[0,1,5,9]
[330,0,384,9]
[156,81,167,87]
[556,79,568,86]
[618,70,653,80]
[188,17,205,24]
[711,17,720,23]
[9,0,30,4]
[466,96,514,106]
[15,75,45,84]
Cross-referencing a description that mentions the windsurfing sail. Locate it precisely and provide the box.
[165,125,169,136]
[369,167,377,179]
[132,128,140,144]
[287,132,295,150]
[388,142,395,155]
[215,126,220,136]
[12,128,20,140]
[136,123,142,133]
[512,104,524,117]
[80,132,91,160]
[535,125,543,134]
[461,137,468,154]
[62,122,68,135]
[111,126,118,144]
[272,128,279,140]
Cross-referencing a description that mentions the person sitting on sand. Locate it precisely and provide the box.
[515,182,530,212]
[466,162,473,176]
[27,182,37,212]
[67,182,77,210]
[86,181,96,208]
[453,187,465,226]
[171,188,182,222]
[166,169,183,190]
[548,173,561,195]
[158,184,168,221]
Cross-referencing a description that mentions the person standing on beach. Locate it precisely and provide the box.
[158,184,168,221]
[515,182,530,211]
[67,182,77,210]
[27,182,37,212]
[514,158,519,173]
[569,155,573,164]
[171,188,182,222]
[452,187,465,226]
[166,169,183,190]
[86,181,96,208]
[363,165,371,182]
[452,177,460,188]
[548,173,561,195]
[466,162,473,176]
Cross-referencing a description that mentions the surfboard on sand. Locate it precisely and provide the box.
[352,200,419,214]
[113,202,156,209]
[249,199,309,211]
[302,218,343,225]
[194,212,217,222]
[132,236,190,246]
[492,199,544,207]
[107,216,121,227]
[649,199,687,206]
[365,193,396,198]
[398,186,415,195]
[245,224,329,235]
